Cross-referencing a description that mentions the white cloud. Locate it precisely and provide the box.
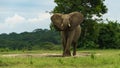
[5,14,25,23]
[28,13,51,23]
[0,12,51,34]
[4,14,26,28]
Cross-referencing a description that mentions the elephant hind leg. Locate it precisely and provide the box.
[72,42,77,56]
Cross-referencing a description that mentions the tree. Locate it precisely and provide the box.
[53,0,107,20]
[52,0,108,48]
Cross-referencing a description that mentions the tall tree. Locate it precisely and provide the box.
[52,0,108,48]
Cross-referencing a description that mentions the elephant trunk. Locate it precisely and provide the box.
[61,18,71,29]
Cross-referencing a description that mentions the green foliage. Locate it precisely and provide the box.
[0,48,9,52]
[32,42,61,50]
[0,29,61,50]
[90,53,95,60]
[53,0,107,19]
[98,21,120,49]
[79,19,100,49]
[79,20,120,49]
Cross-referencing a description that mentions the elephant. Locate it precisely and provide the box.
[51,12,84,57]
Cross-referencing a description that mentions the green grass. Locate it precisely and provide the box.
[0,50,120,68]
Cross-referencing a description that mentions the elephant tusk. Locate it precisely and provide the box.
[68,24,71,27]
[61,24,63,27]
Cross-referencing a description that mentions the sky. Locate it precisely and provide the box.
[0,0,119,34]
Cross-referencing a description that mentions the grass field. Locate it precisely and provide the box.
[0,50,120,68]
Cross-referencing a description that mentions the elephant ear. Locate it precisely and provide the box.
[51,13,63,31]
[69,12,84,30]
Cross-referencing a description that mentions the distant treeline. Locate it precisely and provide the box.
[0,20,120,51]
[0,29,61,51]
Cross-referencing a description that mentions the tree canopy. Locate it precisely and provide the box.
[53,0,107,20]
[0,29,61,51]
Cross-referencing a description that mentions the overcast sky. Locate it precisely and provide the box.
[0,0,119,34]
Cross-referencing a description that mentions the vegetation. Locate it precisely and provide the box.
[0,29,61,51]
[98,20,120,49]
[0,50,120,68]
[53,0,107,17]
[79,20,120,49]
[0,20,120,51]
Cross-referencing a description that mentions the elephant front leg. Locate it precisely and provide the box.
[64,31,75,57]
[72,42,77,56]
[62,37,71,57]
[62,40,71,57]
[61,31,69,57]
[62,40,66,56]
[65,49,71,56]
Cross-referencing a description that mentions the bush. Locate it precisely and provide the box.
[0,48,9,52]
[78,20,100,49]
[78,20,120,49]
[32,42,62,50]
[98,21,120,49]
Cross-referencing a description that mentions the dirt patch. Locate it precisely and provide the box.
[2,53,62,57]
[1,52,101,57]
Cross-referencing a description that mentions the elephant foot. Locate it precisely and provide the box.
[63,51,71,57]
[73,52,76,56]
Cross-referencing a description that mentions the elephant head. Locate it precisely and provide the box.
[51,12,84,31]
